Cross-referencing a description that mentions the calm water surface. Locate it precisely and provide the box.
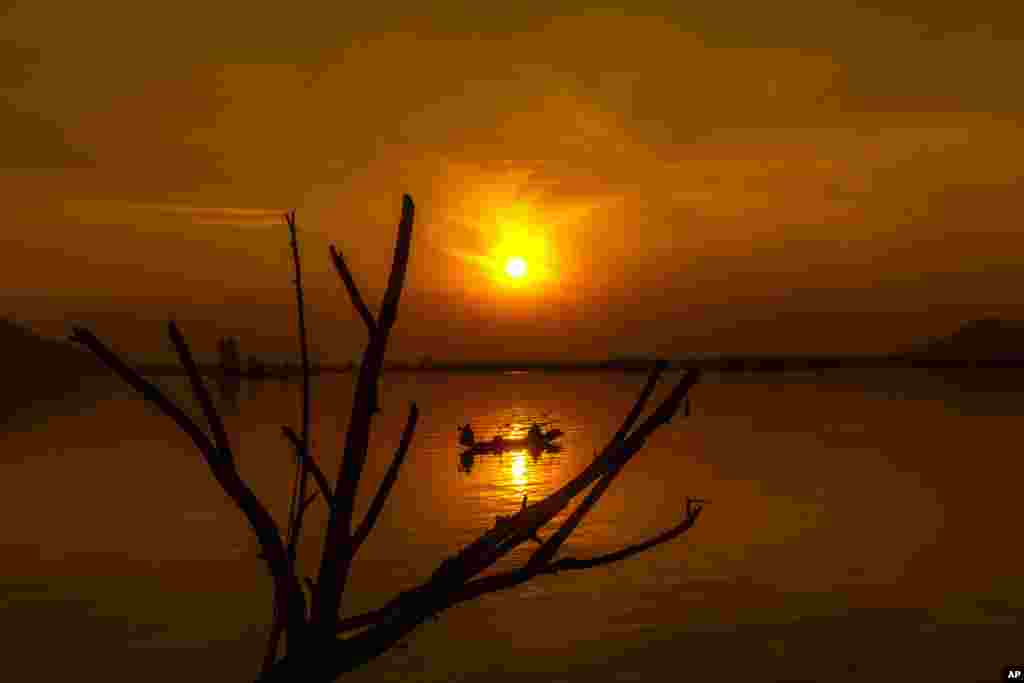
[2,369,1021,681]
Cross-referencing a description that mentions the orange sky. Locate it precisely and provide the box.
[2,2,1022,362]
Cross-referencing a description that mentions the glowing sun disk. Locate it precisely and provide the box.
[505,256,527,278]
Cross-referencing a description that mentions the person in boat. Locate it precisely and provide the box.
[492,433,505,451]
[458,423,475,447]
[526,422,544,451]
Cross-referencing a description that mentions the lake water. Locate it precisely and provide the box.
[2,368,1022,682]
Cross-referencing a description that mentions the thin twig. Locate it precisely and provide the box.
[282,426,333,503]
[298,491,319,517]
[282,449,303,553]
[329,245,378,336]
[285,210,313,565]
[548,499,707,571]
[264,211,317,671]
[167,320,232,460]
[610,360,667,444]
[351,402,419,554]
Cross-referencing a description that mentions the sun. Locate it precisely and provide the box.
[504,256,527,279]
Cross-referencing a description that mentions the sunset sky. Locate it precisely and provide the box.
[2,2,1022,363]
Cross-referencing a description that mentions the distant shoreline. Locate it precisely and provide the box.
[129,355,1024,378]
[6,316,1023,380]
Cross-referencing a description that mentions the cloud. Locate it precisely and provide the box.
[64,200,289,227]
[127,204,288,226]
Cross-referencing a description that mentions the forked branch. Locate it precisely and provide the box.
[351,401,419,554]
[72,192,708,683]
[282,426,333,505]
[329,245,377,336]
[69,326,309,651]
[312,194,415,637]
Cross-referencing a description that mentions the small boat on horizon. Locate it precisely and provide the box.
[458,427,564,457]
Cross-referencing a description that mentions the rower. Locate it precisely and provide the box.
[458,423,475,447]
[527,422,544,450]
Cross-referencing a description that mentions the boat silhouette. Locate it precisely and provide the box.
[458,428,564,457]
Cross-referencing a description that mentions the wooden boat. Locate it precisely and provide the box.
[460,428,564,457]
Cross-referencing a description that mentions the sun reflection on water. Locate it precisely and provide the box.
[509,451,529,487]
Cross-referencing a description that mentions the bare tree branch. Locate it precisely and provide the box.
[263,498,705,683]
[332,499,707,638]
[263,210,318,672]
[377,195,415,333]
[526,463,623,571]
[313,367,703,662]
[70,326,309,656]
[68,327,218,461]
[329,245,378,336]
[528,360,672,569]
[299,491,320,516]
[285,209,314,561]
[282,427,333,504]
[167,320,233,462]
[312,194,415,637]
[74,193,711,683]
[610,359,668,444]
[414,369,702,592]
[547,498,707,572]
[351,401,419,554]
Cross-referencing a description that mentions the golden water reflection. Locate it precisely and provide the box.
[6,371,1024,683]
[509,451,528,488]
[454,407,570,513]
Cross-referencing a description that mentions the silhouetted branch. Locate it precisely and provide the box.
[291,492,320,539]
[322,368,701,649]
[276,495,701,682]
[526,456,623,571]
[419,369,702,590]
[284,432,303,547]
[610,360,667,444]
[285,210,314,562]
[329,245,378,336]
[262,210,318,672]
[351,401,419,554]
[527,360,673,569]
[70,325,309,651]
[547,498,707,571]
[377,195,415,334]
[167,320,233,461]
[68,327,218,460]
[312,194,415,637]
[299,491,319,517]
[73,192,710,683]
[282,425,302,450]
[282,427,332,504]
[333,499,707,638]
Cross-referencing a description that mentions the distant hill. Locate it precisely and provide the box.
[0,318,104,373]
[910,318,1024,361]
[1,318,107,426]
